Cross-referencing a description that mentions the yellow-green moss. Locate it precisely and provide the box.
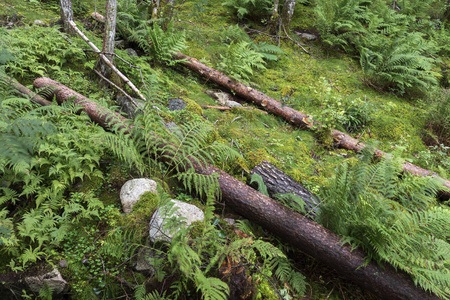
[246,148,278,170]
[184,97,204,116]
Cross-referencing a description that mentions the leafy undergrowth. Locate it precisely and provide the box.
[1,0,450,299]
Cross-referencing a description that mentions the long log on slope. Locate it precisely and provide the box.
[172,52,450,199]
[32,77,438,300]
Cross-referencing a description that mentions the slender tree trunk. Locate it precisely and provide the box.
[281,0,296,32]
[100,0,117,80]
[172,52,450,199]
[152,0,160,19]
[31,77,441,300]
[59,0,75,36]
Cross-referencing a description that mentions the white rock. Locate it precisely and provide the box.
[225,100,242,108]
[135,248,155,274]
[149,200,204,243]
[33,20,46,26]
[120,178,158,213]
[25,268,68,294]
[224,218,235,225]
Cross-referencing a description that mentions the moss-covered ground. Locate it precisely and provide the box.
[1,0,447,298]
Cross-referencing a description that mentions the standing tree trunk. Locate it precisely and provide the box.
[281,0,296,32]
[100,0,117,81]
[60,0,75,36]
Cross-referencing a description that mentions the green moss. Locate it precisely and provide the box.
[246,148,277,169]
[184,97,204,116]
[188,220,206,238]
[132,191,160,218]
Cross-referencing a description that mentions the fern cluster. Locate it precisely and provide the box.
[314,0,440,94]
[3,26,86,81]
[0,89,111,270]
[218,41,267,82]
[318,149,450,298]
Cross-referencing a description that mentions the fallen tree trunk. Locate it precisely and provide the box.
[251,160,320,219]
[32,77,438,300]
[172,52,450,199]
[10,78,52,106]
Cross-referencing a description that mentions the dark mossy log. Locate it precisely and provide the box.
[33,77,439,300]
[251,160,320,219]
[173,52,450,199]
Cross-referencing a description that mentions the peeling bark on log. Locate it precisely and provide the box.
[173,52,450,199]
[33,77,439,300]
[251,160,320,219]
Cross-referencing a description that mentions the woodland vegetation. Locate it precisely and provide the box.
[0,0,450,299]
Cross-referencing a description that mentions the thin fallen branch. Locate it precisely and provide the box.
[83,49,147,88]
[68,20,147,102]
[201,105,268,114]
[93,68,138,107]
[282,24,316,58]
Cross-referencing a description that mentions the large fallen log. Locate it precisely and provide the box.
[172,52,450,199]
[251,160,320,219]
[33,77,439,300]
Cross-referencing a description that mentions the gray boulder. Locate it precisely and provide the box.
[25,268,68,295]
[126,48,138,56]
[149,200,204,243]
[120,179,158,213]
[117,95,145,119]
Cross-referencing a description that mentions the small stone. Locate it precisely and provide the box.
[32,20,46,26]
[120,179,158,214]
[168,98,187,111]
[298,32,318,41]
[224,218,235,225]
[126,48,138,56]
[25,268,68,295]
[149,200,204,243]
[59,260,67,268]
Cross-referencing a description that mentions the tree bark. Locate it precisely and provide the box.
[59,0,75,36]
[251,160,320,219]
[100,0,117,80]
[281,0,296,31]
[172,52,450,199]
[9,78,52,106]
[32,77,440,300]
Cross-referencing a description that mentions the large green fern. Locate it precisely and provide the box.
[318,151,450,298]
